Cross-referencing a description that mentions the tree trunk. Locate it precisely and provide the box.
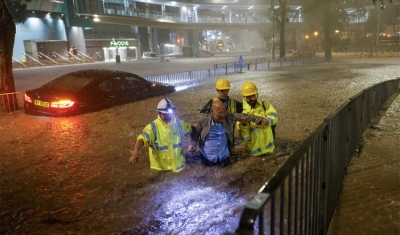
[0,1,19,111]
[279,1,286,58]
[392,24,399,48]
[322,6,332,61]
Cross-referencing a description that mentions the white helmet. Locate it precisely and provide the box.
[156,98,176,114]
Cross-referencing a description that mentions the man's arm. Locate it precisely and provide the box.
[264,101,278,126]
[128,139,144,163]
[188,118,205,152]
[232,113,269,125]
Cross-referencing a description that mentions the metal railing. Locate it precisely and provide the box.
[38,52,59,65]
[12,51,99,69]
[143,67,232,84]
[143,56,328,85]
[0,92,24,113]
[230,78,400,235]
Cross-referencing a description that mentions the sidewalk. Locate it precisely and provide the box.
[327,93,400,235]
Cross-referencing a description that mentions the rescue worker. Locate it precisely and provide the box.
[189,101,268,167]
[237,82,278,156]
[200,78,243,115]
[128,98,194,172]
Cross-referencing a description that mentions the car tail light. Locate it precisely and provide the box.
[24,93,33,103]
[51,100,75,108]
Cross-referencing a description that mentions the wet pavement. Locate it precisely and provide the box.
[1,56,399,234]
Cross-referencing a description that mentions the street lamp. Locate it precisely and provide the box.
[305,35,309,50]
[314,31,318,56]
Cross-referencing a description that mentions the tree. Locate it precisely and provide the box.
[302,0,348,61]
[264,0,288,58]
[372,0,393,7]
[380,2,400,47]
[0,0,31,111]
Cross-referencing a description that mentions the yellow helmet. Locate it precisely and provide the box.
[241,82,258,96]
[216,78,231,90]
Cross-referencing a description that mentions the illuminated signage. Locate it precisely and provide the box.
[110,40,129,47]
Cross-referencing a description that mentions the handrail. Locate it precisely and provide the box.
[66,52,82,61]
[38,52,58,64]
[23,53,44,66]
[52,52,72,63]
[232,78,400,235]
[12,57,27,67]
[77,51,96,62]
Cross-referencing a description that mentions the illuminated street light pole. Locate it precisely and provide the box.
[314,31,318,57]
[271,0,275,60]
[305,35,308,51]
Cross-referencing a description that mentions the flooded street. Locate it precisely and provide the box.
[1,57,399,234]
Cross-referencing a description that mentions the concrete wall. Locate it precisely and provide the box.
[14,17,67,60]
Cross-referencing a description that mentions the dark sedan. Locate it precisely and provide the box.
[24,69,175,116]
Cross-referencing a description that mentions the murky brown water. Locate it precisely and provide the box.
[1,57,399,234]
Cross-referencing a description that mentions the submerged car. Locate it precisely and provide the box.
[24,69,175,116]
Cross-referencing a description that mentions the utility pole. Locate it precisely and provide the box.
[376,5,381,47]
[271,0,275,60]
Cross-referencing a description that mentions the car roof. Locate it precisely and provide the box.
[42,69,142,92]
[67,69,128,78]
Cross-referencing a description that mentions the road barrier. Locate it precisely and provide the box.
[0,92,24,113]
[144,56,327,85]
[226,78,400,235]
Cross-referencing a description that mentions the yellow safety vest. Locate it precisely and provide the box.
[212,97,237,113]
[137,116,192,172]
[237,99,278,156]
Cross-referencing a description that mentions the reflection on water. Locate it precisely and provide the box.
[0,115,108,234]
[130,178,245,235]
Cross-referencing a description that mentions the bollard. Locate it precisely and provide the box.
[268,62,270,69]
[247,63,250,70]
[115,55,121,63]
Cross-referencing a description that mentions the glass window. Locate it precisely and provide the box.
[125,76,146,88]
[98,79,113,92]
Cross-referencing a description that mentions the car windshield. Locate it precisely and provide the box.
[44,74,94,91]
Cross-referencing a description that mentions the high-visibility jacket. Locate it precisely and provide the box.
[237,99,278,156]
[137,116,192,172]
[212,97,238,113]
[200,97,243,114]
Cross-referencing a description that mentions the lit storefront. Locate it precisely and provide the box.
[85,38,141,61]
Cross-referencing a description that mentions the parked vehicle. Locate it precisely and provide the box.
[216,40,225,52]
[142,52,158,59]
[23,69,175,116]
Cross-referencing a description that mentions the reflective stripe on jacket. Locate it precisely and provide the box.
[212,97,237,113]
[238,99,278,156]
[137,116,192,172]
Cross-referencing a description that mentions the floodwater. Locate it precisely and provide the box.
[1,57,399,234]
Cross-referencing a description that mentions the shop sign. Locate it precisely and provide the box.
[110,40,129,47]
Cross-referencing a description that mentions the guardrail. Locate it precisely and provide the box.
[143,67,238,84]
[12,52,97,69]
[229,78,400,235]
[141,57,328,85]
[0,92,24,113]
